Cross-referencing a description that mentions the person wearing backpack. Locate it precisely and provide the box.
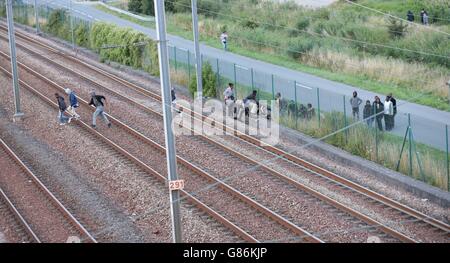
[89,91,111,129]
[65,88,80,120]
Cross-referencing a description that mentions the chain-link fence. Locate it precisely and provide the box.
[1,1,449,191]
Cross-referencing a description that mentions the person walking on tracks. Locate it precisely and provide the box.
[65,88,80,120]
[55,93,72,126]
[89,91,111,129]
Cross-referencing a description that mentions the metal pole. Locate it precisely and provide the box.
[294,81,298,129]
[343,95,348,143]
[447,80,450,106]
[271,74,275,100]
[173,46,177,72]
[6,0,23,119]
[316,88,320,127]
[191,0,202,99]
[187,50,190,80]
[34,0,39,34]
[216,58,220,88]
[69,0,75,50]
[233,63,237,96]
[446,124,449,191]
[408,114,413,176]
[154,0,182,243]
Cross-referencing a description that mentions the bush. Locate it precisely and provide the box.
[189,62,217,98]
[128,0,142,14]
[286,37,316,59]
[90,22,159,75]
[75,24,89,48]
[387,16,408,38]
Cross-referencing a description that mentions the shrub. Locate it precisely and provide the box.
[286,37,315,59]
[387,16,408,38]
[90,22,159,75]
[128,0,142,14]
[189,62,217,98]
[75,24,89,48]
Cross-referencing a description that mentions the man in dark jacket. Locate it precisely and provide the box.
[363,100,373,126]
[243,90,259,116]
[372,96,384,131]
[55,93,71,126]
[89,91,111,128]
[407,10,414,22]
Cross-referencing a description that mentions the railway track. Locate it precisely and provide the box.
[1,26,449,242]
[0,39,409,243]
[0,187,40,243]
[0,137,97,243]
[0,58,323,243]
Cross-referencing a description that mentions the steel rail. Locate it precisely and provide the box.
[4,29,448,239]
[0,62,317,243]
[0,40,422,242]
[0,137,97,243]
[0,186,41,243]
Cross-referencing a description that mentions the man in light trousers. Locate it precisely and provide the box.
[89,91,111,128]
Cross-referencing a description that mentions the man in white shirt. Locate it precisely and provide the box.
[223,83,235,117]
[220,31,228,51]
[384,96,394,131]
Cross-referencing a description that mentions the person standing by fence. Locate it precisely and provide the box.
[389,93,397,129]
[223,83,235,117]
[373,96,384,131]
[407,10,415,22]
[350,91,363,120]
[363,100,373,127]
[384,96,394,131]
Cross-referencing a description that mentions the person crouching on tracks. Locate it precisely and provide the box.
[55,93,72,126]
[65,88,80,120]
[89,91,111,129]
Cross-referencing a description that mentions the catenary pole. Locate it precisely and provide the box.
[6,0,23,119]
[154,0,182,243]
[69,0,75,50]
[34,0,40,34]
[191,0,202,99]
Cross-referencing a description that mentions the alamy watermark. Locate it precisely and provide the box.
[172,97,280,146]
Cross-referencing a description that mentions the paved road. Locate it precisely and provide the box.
[36,0,450,150]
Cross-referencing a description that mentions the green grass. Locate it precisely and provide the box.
[93,3,450,112]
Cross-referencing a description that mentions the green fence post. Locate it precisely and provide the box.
[408,114,413,177]
[316,88,321,127]
[187,50,191,81]
[174,46,177,72]
[446,124,449,191]
[343,95,348,143]
[271,74,275,100]
[216,58,220,89]
[294,81,299,129]
[233,63,237,96]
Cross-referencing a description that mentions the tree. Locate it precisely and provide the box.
[189,62,217,98]
[142,0,155,16]
[128,0,142,14]
[387,16,408,38]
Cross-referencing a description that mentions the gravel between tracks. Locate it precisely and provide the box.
[2,42,398,242]
[0,75,237,242]
[3,26,448,242]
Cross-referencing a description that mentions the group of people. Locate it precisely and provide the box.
[407,9,430,25]
[351,91,397,131]
[55,88,112,129]
[275,92,315,121]
[223,83,268,121]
